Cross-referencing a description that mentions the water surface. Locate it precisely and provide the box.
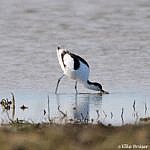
[0,0,150,125]
[0,91,149,125]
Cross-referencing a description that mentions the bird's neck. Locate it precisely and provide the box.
[83,80,99,91]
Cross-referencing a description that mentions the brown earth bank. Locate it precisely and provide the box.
[0,123,149,150]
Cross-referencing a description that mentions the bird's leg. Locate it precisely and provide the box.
[55,74,65,94]
[75,81,78,94]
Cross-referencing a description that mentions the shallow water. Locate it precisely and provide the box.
[0,0,150,125]
[0,91,149,125]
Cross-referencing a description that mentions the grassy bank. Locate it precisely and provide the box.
[0,123,149,150]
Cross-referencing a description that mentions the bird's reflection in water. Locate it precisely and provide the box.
[73,94,89,123]
[55,93,102,124]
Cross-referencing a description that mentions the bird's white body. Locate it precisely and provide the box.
[55,47,109,94]
[57,48,89,83]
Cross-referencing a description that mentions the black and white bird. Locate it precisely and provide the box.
[55,47,109,94]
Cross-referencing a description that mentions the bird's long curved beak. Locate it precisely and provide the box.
[101,90,109,94]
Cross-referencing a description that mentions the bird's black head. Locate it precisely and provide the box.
[93,82,103,91]
[87,80,103,91]
[87,80,109,94]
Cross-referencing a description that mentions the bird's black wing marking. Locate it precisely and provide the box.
[69,53,89,70]
[61,50,89,70]
[61,51,68,68]
[70,53,80,70]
